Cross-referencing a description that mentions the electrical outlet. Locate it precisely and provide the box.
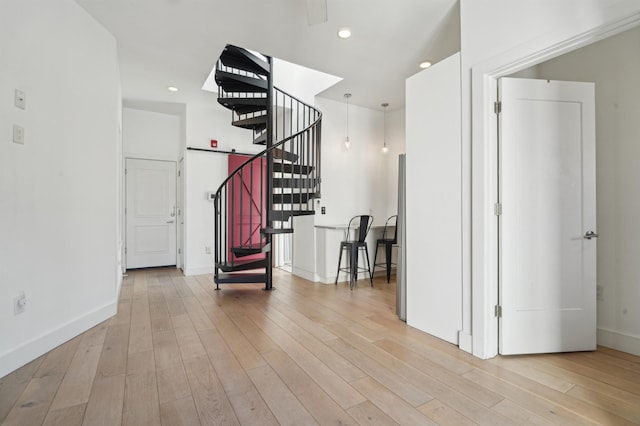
[321,206,326,214]
[14,291,26,315]
[205,246,211,254]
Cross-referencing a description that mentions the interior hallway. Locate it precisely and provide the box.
[1,268,639,425]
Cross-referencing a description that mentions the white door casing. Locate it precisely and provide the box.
[126,158,177,269]
[499,78,596,355]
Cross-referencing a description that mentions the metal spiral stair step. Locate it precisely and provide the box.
[215,70,268,93]
[272,177,318,189]
[272,163,314,175]
[272,192,319,204]
[232,115,268,131]
[215,272,268,284]
[216,258,267,272]
[270,210,315,222]
[231,243,271,258]
[219,45,270,76]
[218,97,268,114]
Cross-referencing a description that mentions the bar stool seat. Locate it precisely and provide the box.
[373,215,398,283]
[335,215,374,290]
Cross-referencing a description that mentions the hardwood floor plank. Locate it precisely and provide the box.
[252,302,367,382]
[1,373,64,426]
[247,364,318,425]
[418,399,477,426]
[78,321,109,350]
[82,373,125,426]
[49,343,103,410]
[198,328,278,425]
[226,313,281,354]
[96,323,130,377]
[42,403,86,426]
[123,350,161,426]
[204,308,268,371]
[262,349,357,425]
[171,314,208,361]
[346,400,397,426]
[153,330,182,371]
[160,396,202,426]
[0,355,44,422]
[488,355,575,393]
[183,354,239,426]
[463,368,604,425]
[375,338,503,407]
[242,308,367,410]
[327,338,432,407]
[157,365,191,405]
[567,384,640,423]
[351,377,436,425]
[490,399,555,425]
[34,335,82,379]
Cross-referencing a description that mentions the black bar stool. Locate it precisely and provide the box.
[373,215,398,283]
[335,215,374,290]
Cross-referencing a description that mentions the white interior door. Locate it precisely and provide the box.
[499,77,597,355]
[126,158,177,269]
[405,52,462,345]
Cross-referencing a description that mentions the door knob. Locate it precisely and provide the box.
[584,231,599,239]
[167,220,175,224]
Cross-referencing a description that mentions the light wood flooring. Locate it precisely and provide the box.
[1,267,640,425]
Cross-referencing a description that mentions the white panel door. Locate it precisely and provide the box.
[405,52,462,345]
[126,158,177,269]
[499,78,596,355]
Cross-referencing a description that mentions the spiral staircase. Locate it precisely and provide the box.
[213,45,322,290]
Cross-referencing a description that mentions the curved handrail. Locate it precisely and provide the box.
[213,90,322,201]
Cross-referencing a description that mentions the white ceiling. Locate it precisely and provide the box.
[75,0,460,112]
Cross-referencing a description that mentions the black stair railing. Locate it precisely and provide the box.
[213,77,322,288]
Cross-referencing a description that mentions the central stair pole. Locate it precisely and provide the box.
[264,55,274,291]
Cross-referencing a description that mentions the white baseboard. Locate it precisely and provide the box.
[597,327,640,356]
[292,267,318,282]
[0,301,117,379]
[183,266,214,276]
[458,331,473,353]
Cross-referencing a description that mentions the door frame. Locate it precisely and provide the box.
[124,156,178,269]
[470,11,640,359]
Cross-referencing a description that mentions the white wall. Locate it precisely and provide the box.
[313,97,395,226]
[0,0,121,377]
[123,107,181,160]
[183,102,262,275]
[459,0,640,358]
[519,27,640,355]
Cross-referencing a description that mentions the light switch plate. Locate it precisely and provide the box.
[15,89,26,110]
[13,124,24,144]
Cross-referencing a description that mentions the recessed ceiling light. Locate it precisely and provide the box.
[419,61,432,69]
[337,29,351,39]
[167,86,179,92]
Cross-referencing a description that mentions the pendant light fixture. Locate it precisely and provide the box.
[381,102,389,154]
[344,93,351,150]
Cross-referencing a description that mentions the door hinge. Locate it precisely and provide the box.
[494,203,502,216]
[178,248,181,254]
[125,168,127,175]
[178,170,181,177]
[494,101,502,114]
[495,305,502,318]
[124,246,127,254]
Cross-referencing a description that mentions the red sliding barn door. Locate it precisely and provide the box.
[227,155,266,261]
